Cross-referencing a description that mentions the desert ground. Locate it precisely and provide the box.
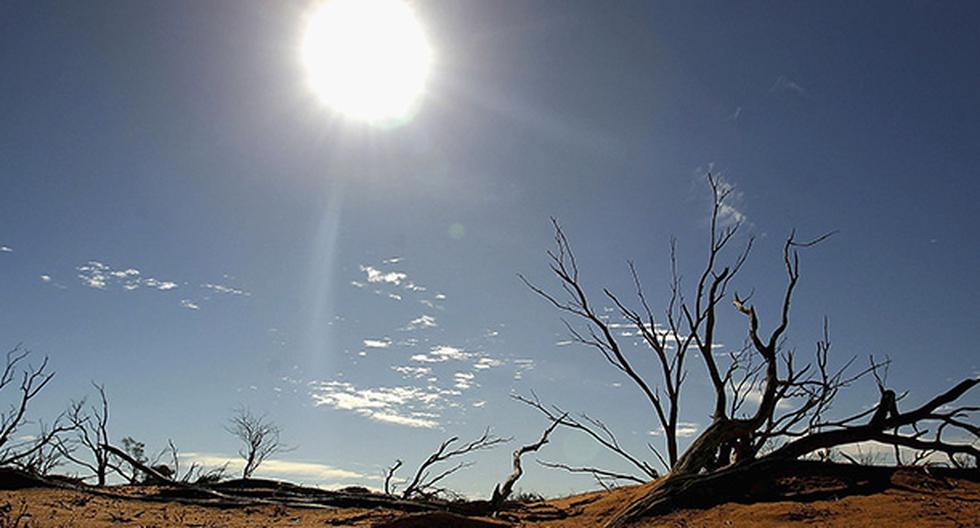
[1,467,977,527]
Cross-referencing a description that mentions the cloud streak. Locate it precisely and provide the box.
[411,345,472,363]
[311,381,446,428]
[403,314,437,330]
[77,261,178,291]
[181,453,368,482]
[770,75,806,96]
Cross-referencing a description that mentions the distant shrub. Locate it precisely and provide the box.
[512,489,545,503]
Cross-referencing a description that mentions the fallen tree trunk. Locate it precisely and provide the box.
[104,443,442,512]
[606,459,980,528]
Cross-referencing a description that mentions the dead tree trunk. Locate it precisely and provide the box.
[523,176,980,528]
[490,415,564,512]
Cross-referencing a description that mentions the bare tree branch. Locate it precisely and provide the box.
[401,428,509,500]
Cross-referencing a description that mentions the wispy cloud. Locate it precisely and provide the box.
[311,381,444,428]
[453,371,475,390]
[73,261,253,313]
[693,168,748,227]
[180,453,368,482]
[403,282,426,292]
[473,357,503,370]
[77,261,178,291]
[363,338,392,349]
[741,388,793,411]
[827,440,976,466]
[39,274,68,289]
[0,246,12,253]
[770,75,806,96]
[649,422,699,438]
[403,314,437,330]
[411,345,472,363]
[202,283,250,296]
[356,261,436,303]
[392,365,431,378]
[714,173,747,226]
[360,265,407,286]
[513,359,535,380]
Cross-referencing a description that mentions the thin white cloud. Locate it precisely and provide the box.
[741,388,793,411]
[180,453,367,481]
[770,75,806,96]
[74,261,253,312]
[357,262,434,298]
[77,261,179,292]
[202,283,249,296]
[363,338,392,349]
[369,412,439,429]
[649,422,699,438]
[513,359,535,380]
[454,372,475,390]
[39,274,67,289]
[0,246,12,253]
[311,381,444,428]
[719,203,746,226]
[411,345,472,363]
[144,278,178,291]
[403,282,426,292]
[360,265,407,286]
[692,169,747,227]
[403,314,437,330]
[826,440,979,466]
[473,357,503,370]
[392,365,431,378]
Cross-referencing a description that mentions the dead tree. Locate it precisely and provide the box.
[399,428,509,500]
[520,175,751,471]
[383,459,403,495]
[0,347,63,470]
[226,407,287,479]
[489,414,564,512]
[59,383,116,486]
[523,175,978,527]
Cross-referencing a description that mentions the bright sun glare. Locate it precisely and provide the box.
[302,0,433,127]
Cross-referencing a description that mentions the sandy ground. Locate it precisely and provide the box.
[1,471,978,527]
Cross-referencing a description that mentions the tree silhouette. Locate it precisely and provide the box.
[523,175,979,526]
[226,407,286,480]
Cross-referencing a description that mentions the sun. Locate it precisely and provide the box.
[301,0,433,127]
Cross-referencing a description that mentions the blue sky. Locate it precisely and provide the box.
[1,1,978,496]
